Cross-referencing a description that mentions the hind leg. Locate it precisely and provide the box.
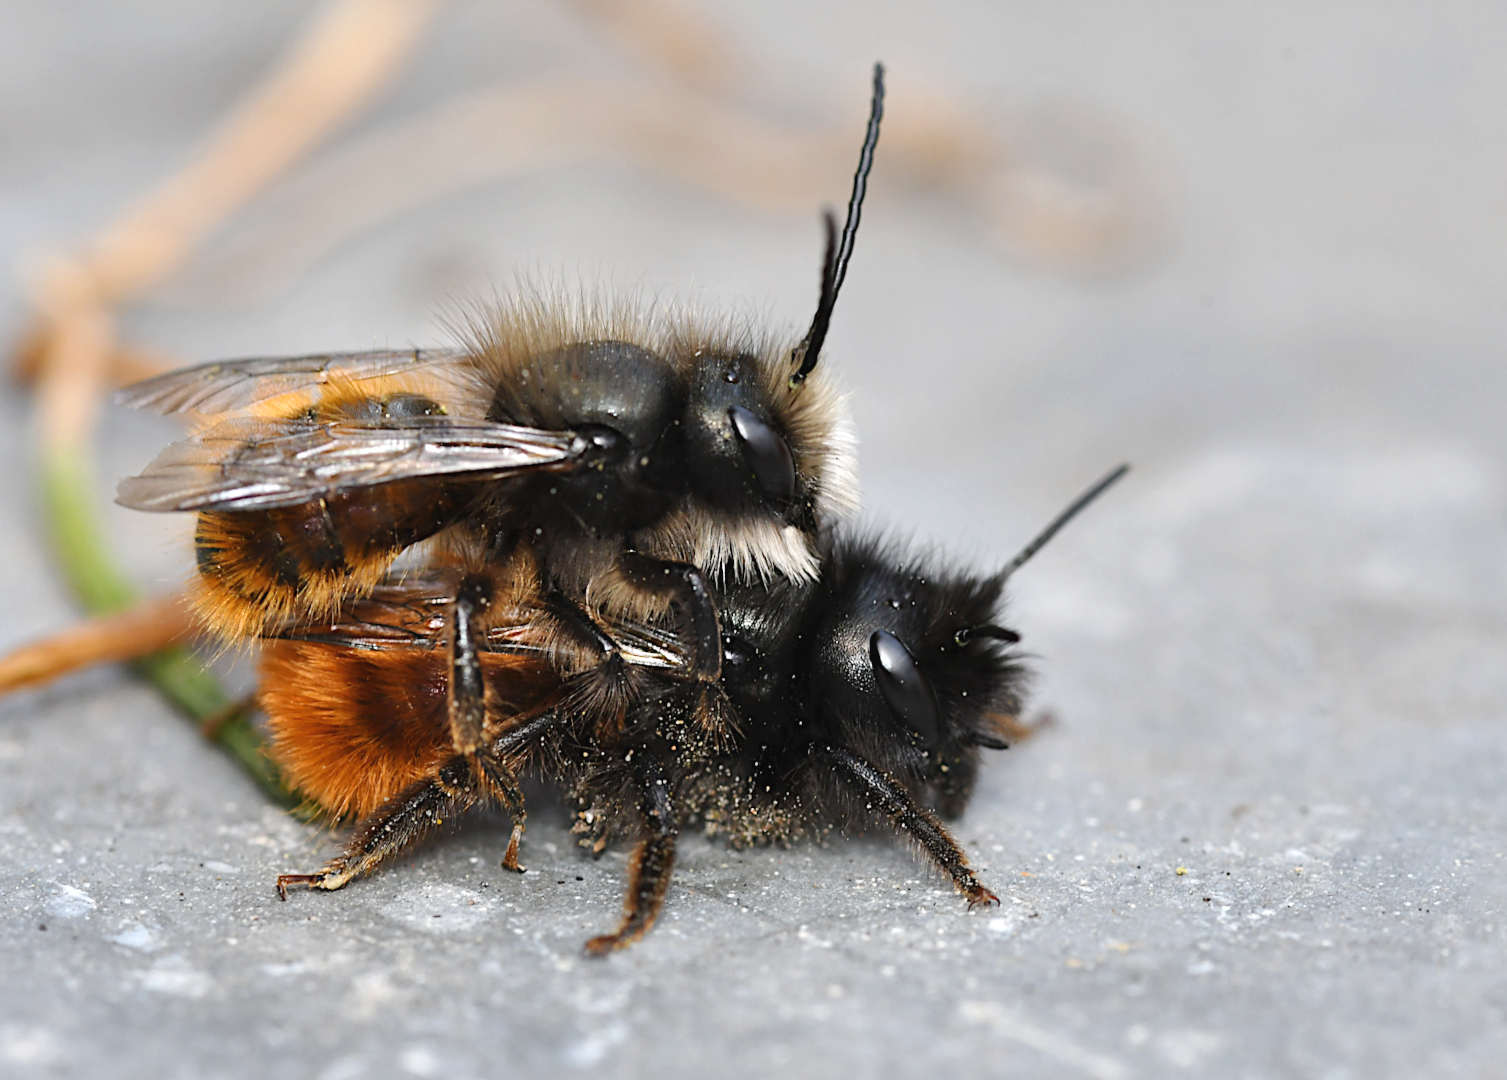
[278,577,547,898]
[277,757,478,897]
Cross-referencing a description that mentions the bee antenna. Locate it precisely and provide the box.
[791,62,885,386]
[994,464,1131,584]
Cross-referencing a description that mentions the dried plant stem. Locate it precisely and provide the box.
[11,0,445,806]
[0,592,191,693]
[36,447,293,804]
[82,0,448,305]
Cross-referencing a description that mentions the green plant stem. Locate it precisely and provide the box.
[39,446,295,807]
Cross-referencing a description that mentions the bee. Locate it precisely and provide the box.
[264,467,1125,954]
[115,67,886,754]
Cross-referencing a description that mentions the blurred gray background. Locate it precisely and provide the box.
[1,2,1504,1078]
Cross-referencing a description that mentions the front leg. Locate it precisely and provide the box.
[821,744,998,908]
[584,762,679,955]
[542,589,638,738]
[614,553,728,738]
[614,554,721,683]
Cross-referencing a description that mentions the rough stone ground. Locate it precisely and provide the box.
[1,3,1504,1078]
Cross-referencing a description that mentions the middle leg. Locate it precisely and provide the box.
[584,761,679,955]
[450,574,530,871]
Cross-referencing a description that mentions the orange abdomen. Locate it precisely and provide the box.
[259,641,560,820]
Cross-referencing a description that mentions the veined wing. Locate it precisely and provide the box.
[116,414,593,513]
[279,578,689,672]
[114,348,477,419]
[278,575,459,650]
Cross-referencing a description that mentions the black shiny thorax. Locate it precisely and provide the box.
[485,341,686,535]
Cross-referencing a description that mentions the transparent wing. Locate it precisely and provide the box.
[277,574,457,650]
[279,576,689,672]
[116,414,591,512]
[114,348,476,418]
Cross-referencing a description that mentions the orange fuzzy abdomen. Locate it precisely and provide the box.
[258,642,560,820]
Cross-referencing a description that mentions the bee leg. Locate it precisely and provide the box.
[274,708,566,901]
[450,576,529,872]
[470,751,528,873]
[583,764,678,955]
[277,758,479,899]
[543,590,634,733]
[821,744,999,908]
[615,554,725,734]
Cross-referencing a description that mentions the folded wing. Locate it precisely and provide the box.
[114,348,476,418]
[116,415,590,512]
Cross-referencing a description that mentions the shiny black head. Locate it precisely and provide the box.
[681,351,802,522]
[803,537,1028,813]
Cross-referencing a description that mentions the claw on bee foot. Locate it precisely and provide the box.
[965,885,1000,910]
[583,933,625,957]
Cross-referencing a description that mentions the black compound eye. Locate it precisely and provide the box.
[869,630,940,748]
[728,405,796,504]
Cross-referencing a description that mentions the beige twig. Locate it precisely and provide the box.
[5,1,447,802]
[81,0,448,306]
[0,593,197,694]
[565,0,739,93]
[20,0,447,441]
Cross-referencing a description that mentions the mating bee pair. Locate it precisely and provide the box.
[116,66,1124,953]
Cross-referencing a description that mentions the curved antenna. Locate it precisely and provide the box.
[790,62,885,386]
[995,464,1130,584]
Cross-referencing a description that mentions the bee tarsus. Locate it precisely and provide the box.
[583,761,679,956]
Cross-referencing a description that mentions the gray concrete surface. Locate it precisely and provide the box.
[2,3,1505,1078]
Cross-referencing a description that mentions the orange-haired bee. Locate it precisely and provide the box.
[106,61,1127,954]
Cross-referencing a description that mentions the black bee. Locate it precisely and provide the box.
[560,465,1127,951]
[267,467,1126,953]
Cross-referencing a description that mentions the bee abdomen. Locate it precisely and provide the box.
[192,480,481,638]
[260,642,562,821]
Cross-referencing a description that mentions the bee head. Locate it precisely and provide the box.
[807,540,1028,811]
[680,350,835,526]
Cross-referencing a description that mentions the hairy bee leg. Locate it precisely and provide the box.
[543,589,634,730]
[276,758,478,900]
[448,576,490,754]
[450,577,528,871]
[615,554,725,733]
[821,744,999,908]
[470,751,528,873]
[274,708,567,901]
[615,554,721,683]
[545,589,622,662]
[584,764,678,955]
